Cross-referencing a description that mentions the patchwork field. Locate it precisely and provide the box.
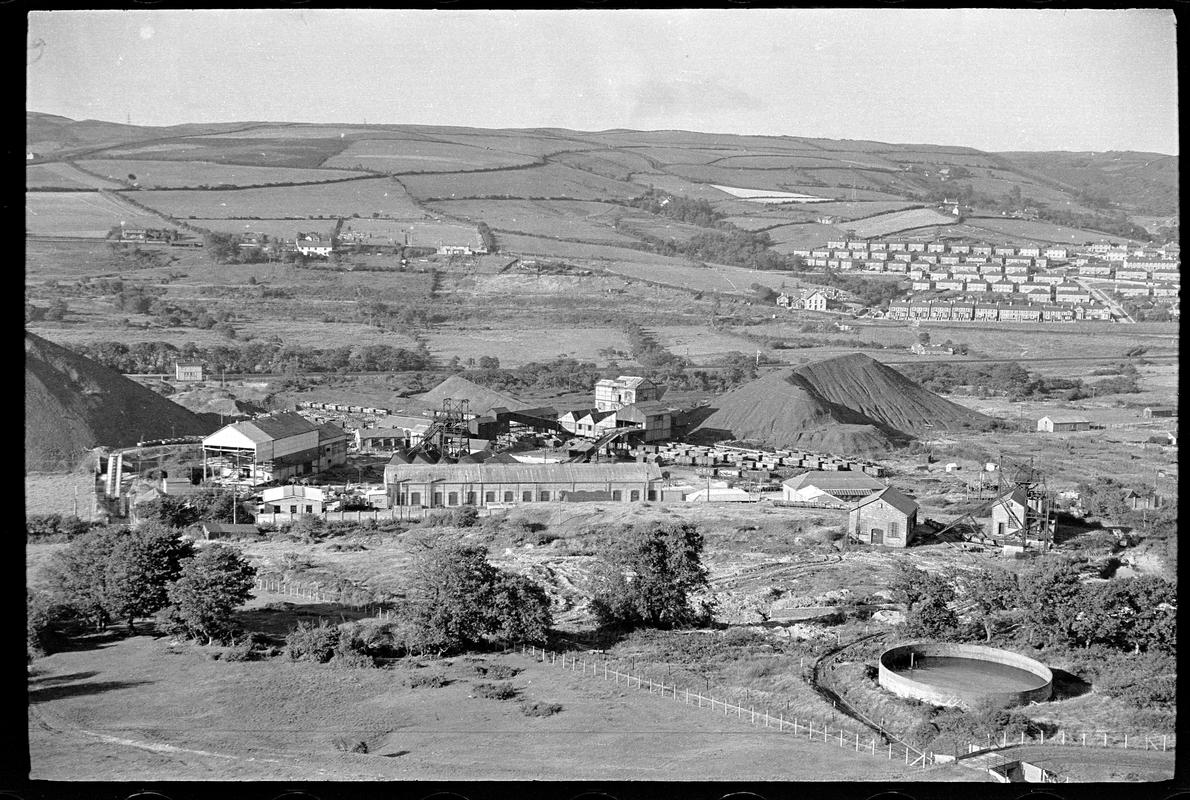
[76,159,369,188]
[95,137,354,168]
[714,153,902,170]
[845,208,958,238]
[399,164,642,201]
[426,199,637,244]
[419,131,593,157]
[964,216,1144,245]
[27,162,125,190]
[322,138,539,172]
[131,178,425,219]
[25,192,179,238]
[766,222,851,252]
[187,219,338,241]
[551,150,655,180]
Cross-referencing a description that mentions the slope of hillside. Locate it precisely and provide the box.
[25,332,213,468]
[415,375,530,413]
[792,353,989,435]
[995,151,1179,216]
[691,369,905,453]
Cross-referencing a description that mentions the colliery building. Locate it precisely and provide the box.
[202,412,348,484]
[384,461,663,507]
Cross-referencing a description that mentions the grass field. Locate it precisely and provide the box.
[27,162,125,190]
[845,208,958,238]
[132,178,424,219]
[76,159,369,188]
[399,164,642,201]
[714,153,902,170]
[964,216,1144,245]
[95,137,353,169]
[194,125,411,140]
[27,628,966,782]
[26,192,179,238]
[421,131,593,157]
[766,222,851,251]
[551,150,656,180]
[187,218,338,240]
[425,199,638,244]
[321,138,539,172]
[338,217,481,248]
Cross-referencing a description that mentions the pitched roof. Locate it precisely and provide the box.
[1040,414,1089,423]
[385,462,662,484]
[615,376,650,388]
[233,412,319,443]
[854,486,918,515]
[782,470,885,495]
[317,421,348,441]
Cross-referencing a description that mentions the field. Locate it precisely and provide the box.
[130,178,425,219]
[76,159,369,188]
[766,223,852,252]
[845,208,958,238]
[186,218,338,240]
[25,192,179,238]
[95,137,353,169]
[338,217,481,248]
[964,216,1145,245]
[27,162,125,190]
[321,138,539,172]
[399,164,642,201]
[425,199,638,244]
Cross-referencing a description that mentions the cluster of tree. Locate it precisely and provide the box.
[399,543,551,654]
[815,272,908,309]
[135,489,252,528]
[68,340,434,375]
[459,356,605,395]
[590,522,713,631]
[624,190,723,228]
[476,221,497,253]
[29,523,255,656]
[900,360,1137,401]
[26,514,96,542]
[623,322,686,370]
[891,559,1176,655]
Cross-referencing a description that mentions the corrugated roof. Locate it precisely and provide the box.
[318,421,348,441]
[854,486,918,515]
[386,462,662,484]
[244,412,319,441]
[1040,414,1090,424]
[783,470,885,493]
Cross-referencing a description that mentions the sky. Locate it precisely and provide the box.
[26,8,1179,154]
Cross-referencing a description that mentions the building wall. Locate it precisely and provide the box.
[389,478,655,507]
[848,500,915,547]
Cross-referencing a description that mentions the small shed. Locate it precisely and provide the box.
[1037,415,1090,433]
[847,487,919,547]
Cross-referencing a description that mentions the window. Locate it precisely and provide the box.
[410,492,421,506]
[612,490,623,501]
[504,491,513,502]
[539,491,550,501]
[996,522,1006,537]
[305,504,313,514]
[433,492,443,507]
[523,491,532,502]
[647,490,657,501]
[289,505,297,513]
[888,521,899,538]
[448,492,458,506]
[485,491,496,503]
[630,490,640,501]
[466,492,476,505]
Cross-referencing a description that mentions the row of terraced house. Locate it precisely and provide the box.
[886,300,1111,322]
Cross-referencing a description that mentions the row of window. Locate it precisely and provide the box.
[393,488,645,506]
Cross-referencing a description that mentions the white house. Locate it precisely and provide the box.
[261,485,326,515]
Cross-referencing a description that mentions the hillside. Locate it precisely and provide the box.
[414,375,531,414]
[25,332,213,469]
[996,150,1180,217]
[792,353,989,435]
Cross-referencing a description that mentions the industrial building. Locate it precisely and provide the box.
[201,412,348,484]
[595,376,661,411]
[848,486,919,547]
[1036,415,1090,433]
[261,485,326,515]
[781,470,887,505]
[383,461,663,507]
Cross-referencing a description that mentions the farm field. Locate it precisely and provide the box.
[94,137,354,169]
[399,163,642,201]
[769,200,919,220]
[193,125,415,140]
[551,149,655,180]
[338,217,481,248]
[321,138,539,172]
[426,199,637,244]
[422,131,596,157]
[424,324,629,368]
[650,325,761,358]
[27,162,125,189]
[25,191,179,238]
[845,208,958,238]
[494,232,688,265]
[76,159,369,188]
[715,153,902,170]
[27,627,961,782]
[963,216,1144,245]
[617,215,711,243]
[131,178,424,219]
[670,165,827,193]
[766,222,852,252]
[188,218,338,241]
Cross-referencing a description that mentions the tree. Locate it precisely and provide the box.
[42,526,123,631]
[134,495,199,529]
[203,232,239,263]
[917,331,931,345]
[1018,558,1083,648]
[402,543,552,654]
[102,523,194,632]
[160,544,256,645]
[891,562,958,639]
[962,569,1020,641]
[590,522,712,630]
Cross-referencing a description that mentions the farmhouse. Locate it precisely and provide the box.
[781,470,886,505]
[174,360,204,382]
[383,461,663,507]
[595,376,660,412]
[1036,414,1090,433]
[202,412,347,484]
[296,236,334,258]
[848,486,919,547]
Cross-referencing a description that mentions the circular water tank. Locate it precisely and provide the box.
[878,641,1052,709]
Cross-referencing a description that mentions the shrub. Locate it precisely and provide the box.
[285,619,338,663]
[408,671,448,689]
[222,636,257,662]
[473,663,520,680]
[26,514,93,542]
[520,700,563,717]
[473,681,518,700]
[420,505,480,529]
[331,737,369,754]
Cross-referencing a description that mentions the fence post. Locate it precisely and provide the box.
[1082,733,1086,747]
[856,731,860,751]
[1163,735,1167,751]
[751,707,755,724]
[888,742,892,760]
[604,664,607,679]
[1124,734,1128,749]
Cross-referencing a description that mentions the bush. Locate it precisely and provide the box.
[408,670,448,689]
[473,663,520,680]
[222,636,257,662]
[26,514,93,542]
[420,505,480,529]
[285,619,338,663]
[473,681,518,700]
[520,700,563,717]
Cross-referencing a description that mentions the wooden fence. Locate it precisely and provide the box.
[254,573,396,617]
[520,644,934,769]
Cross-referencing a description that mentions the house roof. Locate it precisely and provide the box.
[385,462,662,484]
[224,412,319,444]
[783,470,885,495]
[1040,414,1089,423]
[854,486,918,516]
[317,421,348,441]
